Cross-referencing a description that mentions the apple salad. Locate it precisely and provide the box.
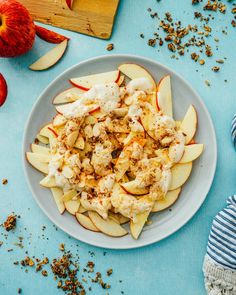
[26,63,204,239]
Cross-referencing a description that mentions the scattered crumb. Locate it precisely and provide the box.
[106,43,114,51]
[3,215,16,231]
[2,178,8,185]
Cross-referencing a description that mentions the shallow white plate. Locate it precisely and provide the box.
[23,55,217,249]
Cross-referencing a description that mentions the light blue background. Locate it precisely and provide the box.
[0,0,235,294]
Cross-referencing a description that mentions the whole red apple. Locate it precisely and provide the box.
[0,0,35,57]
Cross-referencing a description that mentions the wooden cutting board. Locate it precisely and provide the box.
[18,0,120,39]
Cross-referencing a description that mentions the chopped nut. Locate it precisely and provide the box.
[231,20,236,28]
[41,270,48,277]
[212,66,220,72]
[59,243,65,251]
[199,59,205,65]
[106,43,114,51]
[168,43,176,52]
[3,214,16,231]
[148,39,156,47]
[216,59,224,64]
[2,178,8,185]
[107,269,113,276]
[191,52,199,61]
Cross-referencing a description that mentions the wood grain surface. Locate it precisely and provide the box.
[19,0,120,39]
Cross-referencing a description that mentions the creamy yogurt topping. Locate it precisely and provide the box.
[61,83,120,119]
[48,77,186,220]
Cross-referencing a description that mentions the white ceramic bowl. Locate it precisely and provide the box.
[23,55,217,249]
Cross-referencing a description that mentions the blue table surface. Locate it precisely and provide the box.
[1,0,236,294]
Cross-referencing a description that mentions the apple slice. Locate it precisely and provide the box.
[78,206,87,214]
[117,75,125,86]
[35,25,69,44]
[53,114,67,127]
[88,211,128,237]
[64,199,80,215]
[130,211,150,239]
[51,188,65,214]
[169,162,192,191]
[179,144,204,163]
[53,87,85,104]
[120,181,149,196]
[180,105,197,144]
[66,0,73,9]
[29,40,68,71]
[76,213,100,232]
[40,124,58,139]
[114,151,130,181]
[0,73,8,107]
[66,130,79,147]
[156,75,173,117]
[40,175,56,188]
[70,70,120,91]
[118,63,156,90]
[74,135,85,149]
[31,144,50,155]
[152,188,181,212]
[36,134,49,145]
[26,152,50,174]
[62,190,78,202]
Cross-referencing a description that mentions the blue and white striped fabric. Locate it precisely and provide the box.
[231,114,236,148]
[206,195,236,270]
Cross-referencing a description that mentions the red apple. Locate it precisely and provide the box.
[66,0,73,9]
[35,25,69,44]
[0,0,35,57]
[0,73,7,107]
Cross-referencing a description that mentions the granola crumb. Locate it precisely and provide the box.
[3,214,16,231]
[148,39,156,47]
[205,80,210,87]
[212,66,220,72]
[41,270,48,277]
[140,33,144,38]
[199,59,205,65]
[59,243,65,251]
[18,288,22,294]
[107,269,113,276]
[2,178,8,185]
[106,43,114,51]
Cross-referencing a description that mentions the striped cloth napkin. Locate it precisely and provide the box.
[202,116,236,295]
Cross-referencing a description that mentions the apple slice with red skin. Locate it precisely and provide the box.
[53,87,85,105]
[152,188,181,212]
[156,75,173,117]
[35,25,69,44]
[0,74,8,107]
[64,199,80,215]
[29,40,68,71]
[66,0,74,9]
[88,211,128,237]
[118,63,156,91]
[75,213,100,232]
[70,70,120,91]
